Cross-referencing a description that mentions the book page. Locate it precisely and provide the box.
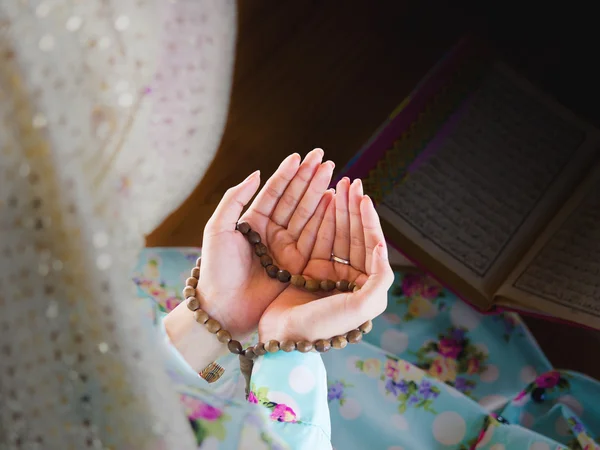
[377,63,599,306]
[498,162,600,329]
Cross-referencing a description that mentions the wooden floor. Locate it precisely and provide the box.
[146,0,467,247]
[146,0,600,377]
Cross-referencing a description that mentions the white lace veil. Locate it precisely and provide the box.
[0,1,236,448]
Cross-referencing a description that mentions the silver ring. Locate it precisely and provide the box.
[331,253,350,265]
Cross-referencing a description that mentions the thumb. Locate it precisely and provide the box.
[206,170,261,235]
[287,241,393,340]
[370,240,389,276]
[357,241,394,315]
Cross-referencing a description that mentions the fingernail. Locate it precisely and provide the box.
[379,241,388,260]
[244,170,260,182]
[325,160,335,170]
[363,194,373,206]
[306,148,324,161]
[356,179,364,195]
[286,153,301,164]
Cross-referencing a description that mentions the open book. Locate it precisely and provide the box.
[336,41,600,329]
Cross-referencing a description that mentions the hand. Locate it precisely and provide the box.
[196,149,335,338]
[258,177,394,342]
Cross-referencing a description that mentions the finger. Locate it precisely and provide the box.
[310,194,336,260]
[293,242,393,338]
[271,148,324,228]
[287,160,335,239]
[204,170,261,237]
[332,177,351,261]
[349,179,365,272]
[242,153,301,229]
[361,195,385,274]
[297,189,334,259]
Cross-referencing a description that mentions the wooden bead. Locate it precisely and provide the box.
[291,274,306,287]
[186,297,200,311]
[216,329,232,343]
[315,339,331,353]
[331,335,348,349]
[359,320,373,333]
[244,348,257,360]
[227,340,243,354]
[353,284,361,293]
[266,265,279,278]
[280,340,296,352]
[277,269,291,282]
[320,279,336,291]
[191,267,200,279]
[348,281,356,291]
[205,319,221,334]
[193,309,209,324]
[265,340,280,353]
[347,329,363,344]
[336,279,350,291]
[296,341,313,353]
[196,257,202,267]
[183,286,196,299]
[186,277,198,288]
[260,255,273,267]
[236,221,251,235]
[254,342,267,356]
[305,279,320,292]
[247,230,261,244]
[254,243,268,256]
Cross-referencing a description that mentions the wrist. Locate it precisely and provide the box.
[163,296,229,373]
[195,282,256,342]
[257,309,293,343]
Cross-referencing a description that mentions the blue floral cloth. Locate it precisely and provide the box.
[134,248,600,450]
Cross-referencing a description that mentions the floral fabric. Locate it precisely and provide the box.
[136,248,600,449]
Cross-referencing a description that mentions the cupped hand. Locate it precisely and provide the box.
[197,149,336,338]
[258,177,395,342]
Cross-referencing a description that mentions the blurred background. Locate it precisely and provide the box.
[146,0,600,377]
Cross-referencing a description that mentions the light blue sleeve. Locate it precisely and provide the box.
[249,351,333,450]
[157,313,332,450]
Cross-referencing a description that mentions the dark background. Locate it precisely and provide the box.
[148,0,600,376]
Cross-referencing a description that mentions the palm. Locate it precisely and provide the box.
[264,222,316,275]
[200,221,313,328]
[258,261,366,340]
[304,258,368,284]
[198,150,335,338]
[258,177,390,342]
